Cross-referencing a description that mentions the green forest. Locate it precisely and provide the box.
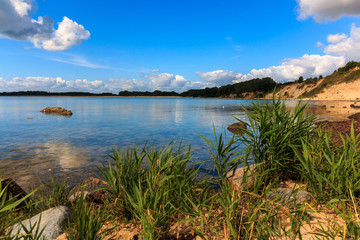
[0,77,277,98]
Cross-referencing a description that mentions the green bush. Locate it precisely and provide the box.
[338,61,360,73]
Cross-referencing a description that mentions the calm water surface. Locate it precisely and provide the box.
[0,97,253,190]
[0,97,351,191]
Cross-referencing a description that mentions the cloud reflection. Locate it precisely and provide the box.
[0,140,90,192]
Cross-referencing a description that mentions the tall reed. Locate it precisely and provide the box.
[100,142,203,239]
[235,94,317,180]
[294,123,360,201]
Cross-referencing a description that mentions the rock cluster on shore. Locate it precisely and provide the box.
[317,112,360,143]
[40,107,72,116]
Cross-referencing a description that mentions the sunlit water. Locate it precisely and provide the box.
[0,97,353,191]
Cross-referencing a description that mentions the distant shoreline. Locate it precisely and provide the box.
[1,95,359,101]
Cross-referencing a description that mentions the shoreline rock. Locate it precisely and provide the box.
[267,188,312,205]
[9,206,73,240]
[227,164,258,190]
[316,112,360,143]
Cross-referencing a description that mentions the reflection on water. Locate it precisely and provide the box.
[35,141,89,170]
[0,97,357,191]
[0,140,91,192]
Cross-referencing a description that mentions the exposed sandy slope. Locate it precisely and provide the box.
[265,71,360,101]
[265,78,325,100]
[314,80,360,100]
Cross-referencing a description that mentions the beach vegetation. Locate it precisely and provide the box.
[2,93,360,239]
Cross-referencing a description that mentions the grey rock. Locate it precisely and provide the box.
[227,164,258,190]
[9,206,73,239]
[267,188,312,204]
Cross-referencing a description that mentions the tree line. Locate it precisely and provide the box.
[0,78,277,98]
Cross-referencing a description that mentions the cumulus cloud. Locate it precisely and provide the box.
[106,73,209,93]
[32,17,90,51]
[0,0,90,50]
[297,0,360,22]
[147,73,174,88]
[172,75,188,88]
[196,70,243,86]
[324,24,360,61]
[197,56,345,85]
[0,77,105,92]
[203,24,360,84]
[144,73,198,91]
[241,54,345,82]
[0,72,206,93]
[0,76,64,91]
[327,33,348,44]
[66,79,104,92]
[105,78,152,92]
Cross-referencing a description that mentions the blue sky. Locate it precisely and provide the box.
[1,0,360,93]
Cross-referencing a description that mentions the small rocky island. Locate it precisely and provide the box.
[40,107,72,116]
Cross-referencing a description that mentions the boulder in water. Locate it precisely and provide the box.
[40,107,72,116]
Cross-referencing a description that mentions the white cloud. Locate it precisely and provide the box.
[241,54,345,82]
[144,73,200,91]
[203,24,360,84]
[0,76,107,92]
[106,73,209,93]
[0,77,66,91]
[297,0,360,22]
[327,33,348,44]
[0,0,89,50]
[105,78,152,92]
[196,70,243,86]
[172,75,188,88]
[147,73,174,88]
[324,24,360,61]
[0,72,207,94]
[65,79,104,92]
[32,17,90,51]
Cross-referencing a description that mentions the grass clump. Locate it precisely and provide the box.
[100,143,204,239]
[235,94,316,181]
[294,124,360,201]
[66,192,109,240]
[34,175,71,211]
